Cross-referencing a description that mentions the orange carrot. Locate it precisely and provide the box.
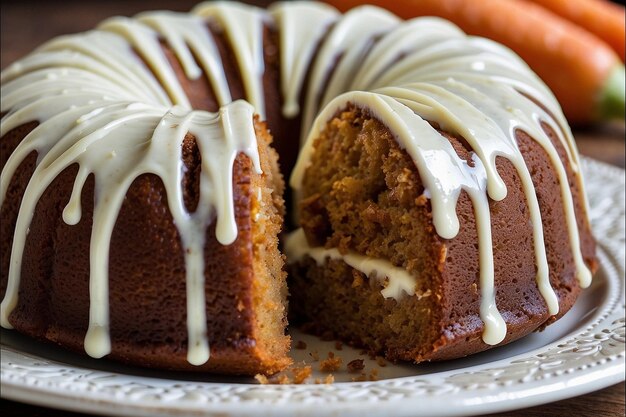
[326,0,625,125]
[522,0,625,62]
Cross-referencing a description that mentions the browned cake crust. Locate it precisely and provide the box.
[0,118,290,375]
[0,25,291,375]
[289,105,597,362]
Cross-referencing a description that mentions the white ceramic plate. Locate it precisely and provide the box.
[1,157,624,417]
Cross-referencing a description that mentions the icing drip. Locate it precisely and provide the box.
[269,2,339,118]
[300,5,399,143]
[32,32,171,105]
[98,17,191,108]
[0,1,593,358]
[136,12,233,107]
[193,2,267,118]
[285,229,420,300]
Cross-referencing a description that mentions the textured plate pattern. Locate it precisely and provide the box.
[1,158,625,417]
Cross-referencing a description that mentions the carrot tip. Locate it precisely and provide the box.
[599,64,625,121]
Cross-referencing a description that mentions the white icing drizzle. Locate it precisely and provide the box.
[22,33,171,105]
[136,12,233,107]
[193,2,267,117]
[300,5,399,144]
[269,1,339,118]
[285,229,419,300]
[0,1,593,357]
[98,17,191,108]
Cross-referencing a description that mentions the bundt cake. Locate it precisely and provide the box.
[0,1,597,375]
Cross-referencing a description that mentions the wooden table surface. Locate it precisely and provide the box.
[1,1,624,416]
